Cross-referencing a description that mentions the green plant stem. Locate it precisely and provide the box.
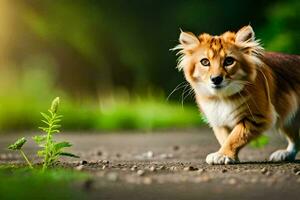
[20,150,33,169]
[42,128,51,171]
[42,112,54,172]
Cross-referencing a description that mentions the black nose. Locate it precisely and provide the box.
[210,75,223,85]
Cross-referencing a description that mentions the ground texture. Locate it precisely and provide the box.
[1,128,300,200]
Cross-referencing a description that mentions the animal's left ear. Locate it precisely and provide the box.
[235,25,255,43]
[179,31,200,50]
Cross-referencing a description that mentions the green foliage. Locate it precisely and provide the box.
[95,99,202,131]
[7,97,79,171]
[8,137,27,151]
[0,66,203,131]
[34,97,79,171]
[259,0,300,53]
[8,138,33,169]
[250,135,269,148]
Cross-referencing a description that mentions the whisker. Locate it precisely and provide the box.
[257,68,271,103]
[234,80,253,87]
[243,88,260,112]
[181,84,190,108]
[166,81,188,101]
[183,87,194,104]
[237,87,255,122]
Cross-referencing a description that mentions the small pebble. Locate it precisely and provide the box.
[102,160,109,164]
[102,165,107,170]
[261,167,268,174]
[172,145,180,151]
[157,165,165,170]
[96,150,102,156]
[265,171,272,176]
[170,166,177,171]
[147,151,154,158]
[75,165,84,171]
[183,166,198,171]
[137,170,145,176]
[116,153,121,158]
[131,165,138,171]
[90,160,98,164]
[221,169,228,173]
[80,160,88,165]
[183,166,190,171]
[296,171,300,176]
[149,166,156,172]
[293,168,300,174]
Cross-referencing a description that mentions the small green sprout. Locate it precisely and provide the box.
[35,97,79,171]
[7,97,79,171]
[8,137,33,169]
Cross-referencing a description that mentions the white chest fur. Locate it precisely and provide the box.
[199,98,246,128]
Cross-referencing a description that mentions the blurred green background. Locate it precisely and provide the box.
[0,0,299,131]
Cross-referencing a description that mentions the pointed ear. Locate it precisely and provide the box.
[235,25,255,43]
[179,31,200,50]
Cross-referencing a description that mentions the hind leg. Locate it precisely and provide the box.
[269,125,299,162]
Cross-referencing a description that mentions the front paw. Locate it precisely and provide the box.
[206,152,238,165]
[269,149,296,162]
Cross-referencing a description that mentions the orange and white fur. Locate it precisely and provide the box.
[174,25,300,164]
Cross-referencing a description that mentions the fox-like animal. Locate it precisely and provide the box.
[174,25,300,164]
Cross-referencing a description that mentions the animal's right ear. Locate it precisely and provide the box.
[235,25,255,44]
[179,31,200,50]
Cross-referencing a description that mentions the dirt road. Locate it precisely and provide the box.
[1,128,299,200]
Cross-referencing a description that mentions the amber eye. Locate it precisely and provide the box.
[224,57,235,67]
[200,58,210,66]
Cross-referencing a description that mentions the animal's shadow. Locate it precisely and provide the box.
[233,159,300,165]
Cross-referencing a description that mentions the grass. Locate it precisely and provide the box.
[0,166,89,200]
[0,95,203,131]
[0,67,203,132]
